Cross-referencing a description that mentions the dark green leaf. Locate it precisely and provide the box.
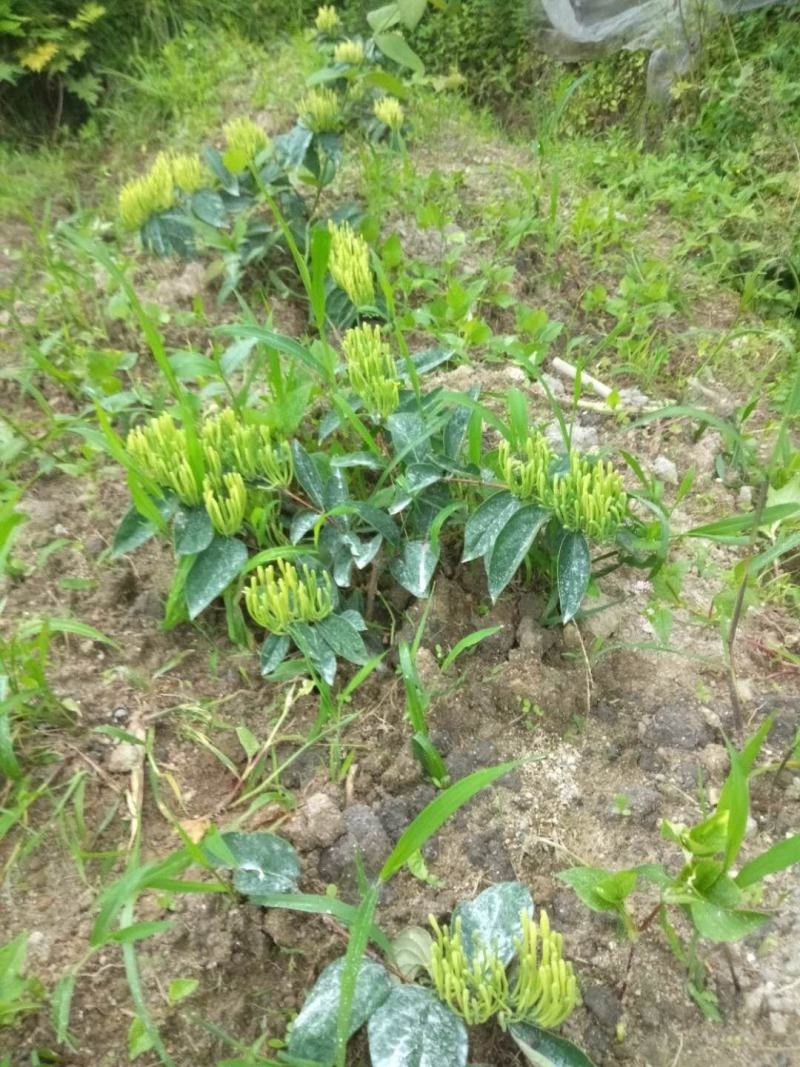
[185,536,248,619]
[291,441,326,509]
[260,634,291,676]
[317,614,369,665]
[205,831,300,898]
[390,540,439,597]
[291,622,337,684]
[287,956,392,1066]
[173,506,214,556]
[191,189,227,227]
[275,123,314,171]
[368,986,468,1067]
[203,147,239,194]
[557,530,591,623]
[462,490,521,563]
[444,387,479,460]
[141,210,195,257]
[487,505,550,603]
[510,1022,598,1067]
[451,882,533,967]
[248,892,391,955]
[111,493,178,558]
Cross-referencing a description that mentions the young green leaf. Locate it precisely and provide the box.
[735,833,800,889]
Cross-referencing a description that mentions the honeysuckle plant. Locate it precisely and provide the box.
[110,318,649,683]
[202,811,597,1067]
[116,3,411,302]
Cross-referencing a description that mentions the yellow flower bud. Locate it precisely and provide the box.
[374,96,404,131]
[314,4,340,33]
[203,471,247,536]
[223,116,270,172]
[342,323,399,418]
[245,560,334,634]
[300,87,342,134]
[328,220,374,307]
[334,38,365,65]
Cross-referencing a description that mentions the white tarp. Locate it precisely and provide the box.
[532,0,795,98]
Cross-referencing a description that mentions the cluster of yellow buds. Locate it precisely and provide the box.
[552,453,626,541]
[203,471,247,536]
[374,96,404,131]
[232,425,294,487]
[328,221,374,307]
[127,414,203,505]
[245,560,334,634]
[314,4,340,33]
[429,915,509,1026]
[119,154,175,230]
[300,87,343,134]
[505,910,579,1029]
[342,324,399,418]
[499,433,554,504]
[334,38,365,65]
[170,153,206,193]
[223,116,270,172]
[429,910,579,1031]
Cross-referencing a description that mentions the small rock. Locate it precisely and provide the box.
[738,485,753,508]
[53,523,69,537]
[465,825,515,881]
[128,589,163,620]
[648,702,712,750]
[611,786,659,819]
[112,707,129,723]
[285,793,344,850]
[699,743,729,777]
[84,534,105,558]
[770,1012,789,1036]
[652,455,678,485]
[108,742,143,774]
[545,421,599,451]
[317,805,390,887]
[583,983,622,1031]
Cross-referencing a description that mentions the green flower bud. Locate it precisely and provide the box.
[498,433,554,504]
[223,116,270,172]
[126,413,202,505]
[300,87,343,134]
[342,323,399,418]
[328,220,374,307]
[245,560,334,634]
[374,96,404,131]
[170,152,206,193]
[118,152,175,230]
[314,4,340,33]
[334,38,365,65]
[203,471,247,536]
[552,452,626,541]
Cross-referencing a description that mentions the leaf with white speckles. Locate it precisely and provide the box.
[368,986,467,1067]
[288,956,392,1065]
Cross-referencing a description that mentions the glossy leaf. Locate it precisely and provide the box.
[291,621,337,684]
[317,614,369,665]
[205,831,300,899]
[390,540,438,597]
[557,529,591,623]
[462,490,521,563]
[368,986,468,1067]
[291,441,326,509]
[260,634,291,676]
[510,1022,598,1067]
[451,882,533,967]
[487,505,550,603]
[191,189,227,227]
[287,956,392,1066]
[185,536,248,619]
[173,505,214,556]
[112,493,177,557]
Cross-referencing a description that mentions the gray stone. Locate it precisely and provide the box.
[652,455,678,485]
[317,804,390,886]
[648,702,712,750]
[465,824,515,881]
[611,786,659,819]
[583,983,622,1031]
